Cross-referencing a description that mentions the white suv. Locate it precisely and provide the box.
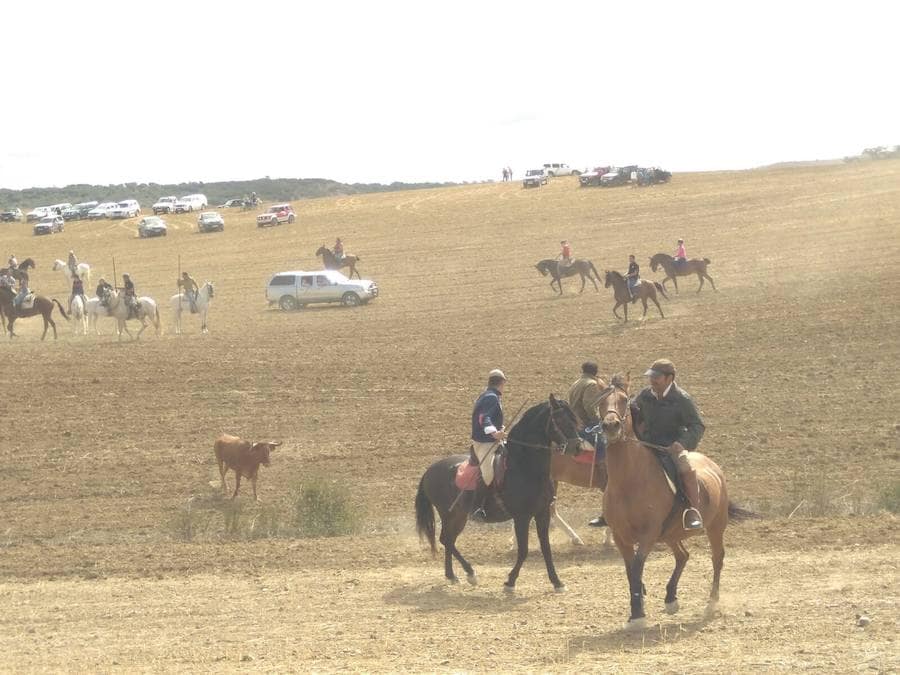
[266,269,379,310]
[152,196,178,214]
[543,163,580,177]
[109,200,141,219]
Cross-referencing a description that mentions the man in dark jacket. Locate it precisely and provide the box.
[470,368,508,519]
[632,358,706,530]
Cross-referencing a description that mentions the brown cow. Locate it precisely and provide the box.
[213,433,281,501]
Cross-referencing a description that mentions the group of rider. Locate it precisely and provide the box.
[467,356,705,532]
[557,238,688,300]
[4,249,202,318]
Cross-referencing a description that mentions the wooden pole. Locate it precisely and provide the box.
[177,254,181,293]
[112,257,117,290]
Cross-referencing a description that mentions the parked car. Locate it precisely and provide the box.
[522,169,549,188]
[137,216,167,238]
[1,208,24,222]
[33,215,65,235]
[266,269,378,310]
[257,203,295,227]
[152,196,178,214]
[579,166,612,187]
[174,194,208,213]
[62,201,99,220]
[109,200,141,218]
[197,211,224,233]
[87,202,121,219]
[218,199,245,208]
[542,163,580,177]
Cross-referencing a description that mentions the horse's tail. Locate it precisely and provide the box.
[52,299,70,321]
[728,501,760,522]
[654,281,669,300]
[703,258,711,265]
[589,260,602,282]
[415,476,437,556]
[154,304,162,336]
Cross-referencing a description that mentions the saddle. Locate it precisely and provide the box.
[574,424,605,464]
[648,447,684,497]
[455,445,507,491]
[18,293,36,310]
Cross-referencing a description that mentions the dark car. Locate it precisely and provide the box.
[62,201,99,221]
[33,215,65,235]
[579,166,612,187]
[218,199,245,208]
[1,208,24,222]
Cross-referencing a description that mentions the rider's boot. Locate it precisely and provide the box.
[679,466,704,531]
[470,477,490,522]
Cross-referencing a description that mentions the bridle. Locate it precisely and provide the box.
[543,403,584,452]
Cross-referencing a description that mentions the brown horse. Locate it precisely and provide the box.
[0,286,69,340]
[316,246,361,280]
[604,270,667,322]
[649,253,716,293]
[535,259,602,294]
[549,445,613,547]
[599,375,756,629]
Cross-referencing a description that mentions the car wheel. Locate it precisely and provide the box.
[548,172,555,177]
[288,215,295,224]
[341,292,361,307]
[279,295,299,311]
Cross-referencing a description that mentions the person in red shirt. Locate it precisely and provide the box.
[333,238,345,262]
[674,238,687,264]
[557,240,573,277]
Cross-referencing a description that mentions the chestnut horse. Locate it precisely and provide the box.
[600,375,756,629]
[535,258,602,295]
[604,270,667,322]
[316,246,361,280]
[649,253,716,293]
[0,286,69,339]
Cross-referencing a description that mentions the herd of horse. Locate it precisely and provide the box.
[416,375,754,628]
[535,252,717,322]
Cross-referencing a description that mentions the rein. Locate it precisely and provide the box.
[603,388,672,452]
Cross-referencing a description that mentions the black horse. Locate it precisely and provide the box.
[535,258,603,294]
[415,395,588,591]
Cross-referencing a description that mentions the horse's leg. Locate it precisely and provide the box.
[651,294,665,319]
[613,533,642,626]
[704,273,717,291]
[504,514,531,590]
[696,272,705,293]
[439,510,469,583]
[664,541,689,614]
[551,501,584,546]
[535,508,565,590]
[672,275,679,293]
[579,272,586,294]
[612,302,621,320]
[707,519,726,608]
[626,543,652,626]
[640,297,649,319]
[623,300,628,323]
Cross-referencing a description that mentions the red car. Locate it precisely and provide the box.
[256,204,296,227]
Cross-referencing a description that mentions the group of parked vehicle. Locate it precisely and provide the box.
[518,163,672,189]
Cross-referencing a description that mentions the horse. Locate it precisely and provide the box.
[170,281,215,334]
[604,270,667,322]
[51,259,92,287]
[70,295,88,335]
[104,290,162,341]
[649,253,716,293]
[415,395,590,591]
[535,258,603,295]
[316,246,361,280]
[599,375,756,629]
[0,286,69,340]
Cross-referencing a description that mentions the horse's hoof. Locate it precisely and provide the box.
[664,600,680,614]
[466,574,478,586]
[554,584,567,594]
[705,600,719,616]
[625,617,647,632]
[503,583,516,594]
[447,576,460,585]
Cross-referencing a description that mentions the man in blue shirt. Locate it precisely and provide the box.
[470,368,508,519]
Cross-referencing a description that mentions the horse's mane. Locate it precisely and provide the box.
[610,373,629,391]
[651,252,672,261]
[606,269,624,282]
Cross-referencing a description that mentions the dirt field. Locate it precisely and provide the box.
[1,162,898,672]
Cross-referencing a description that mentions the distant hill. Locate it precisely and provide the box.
[0,176,459,211]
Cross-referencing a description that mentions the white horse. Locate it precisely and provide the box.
[70,295,88,335]
[170,281,215,334]
[105,291,162,340]
[52,259,92,286]
[87,296,160,336]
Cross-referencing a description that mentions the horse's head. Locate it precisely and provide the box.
[251,440,281,467]
[52,260,63,271]
[600,373,631,443]
[20,258,35,270]
[315,246,327,257]
[649,255,662,272]
[535,261,549,276]
[604,271,613,288]
[547,394,592,455]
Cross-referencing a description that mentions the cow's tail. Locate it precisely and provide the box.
[415,477,437,556]
[728,502,760,522]
[654,281,669,300]
[703,258,712,265]
[52,299,70,321]
[589,260,602,282]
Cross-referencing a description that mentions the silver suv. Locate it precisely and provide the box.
[266,269,379,310]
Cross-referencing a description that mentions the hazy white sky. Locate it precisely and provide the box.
[1,1,896,189]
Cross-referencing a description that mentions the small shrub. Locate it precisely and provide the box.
[292,477,359,537]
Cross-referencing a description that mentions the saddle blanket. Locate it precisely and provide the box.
[454,449,507,491]
[18,294,35,310]
[573,449,597,465]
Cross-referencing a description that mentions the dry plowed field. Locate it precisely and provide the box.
[1,163,898,672]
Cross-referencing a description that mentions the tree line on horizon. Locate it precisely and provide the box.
[0,176,459,211]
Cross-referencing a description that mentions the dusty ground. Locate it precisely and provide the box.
[0,162,898,672]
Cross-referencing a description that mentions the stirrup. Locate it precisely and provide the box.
[682,508,704,530]
[471,507,488,522]
[588,515,607,528]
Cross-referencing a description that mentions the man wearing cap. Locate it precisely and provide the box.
[568,360,609,458]
[470,369,508,519]
[632,359,706,530]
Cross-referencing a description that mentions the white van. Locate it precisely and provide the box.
[109,200,141,219]
[27,203,72,221]
[174,194,208,213]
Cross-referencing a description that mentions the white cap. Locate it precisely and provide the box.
[488,369,507,381]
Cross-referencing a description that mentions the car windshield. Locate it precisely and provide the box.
[201,213,217,220]
[160,197,175,202]
[526,170,542,176]
[268,206,287,213]
[117,202,129,207]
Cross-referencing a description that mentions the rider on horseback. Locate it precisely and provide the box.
[557,240,573,277]
[333,238,345,262]
[633,359,706,530]
[568,361,609,461]
[122,273,139,318]
[674,238,687,266]
[178,272,199,313]
[70,275,85,313]
[625,254,640,301]
[7,255,17,270]
[0,269,15,291]
[97,278,113,307]
[67,250,78,277]
[13,276,29,309]
[470,369,508,520]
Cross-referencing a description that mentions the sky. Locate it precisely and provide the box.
[1,0,897,189]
